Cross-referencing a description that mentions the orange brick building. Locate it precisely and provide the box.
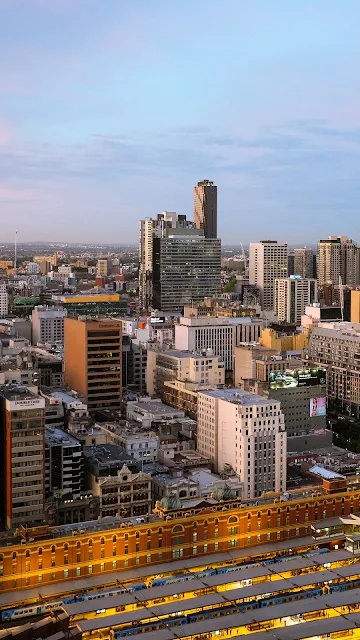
[0,477,359,593]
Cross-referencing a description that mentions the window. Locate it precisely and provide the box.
[112,535,117,543]
[147,554,151,563]
[193,546,197,555]
[88,565,93,574]
[64,569,69,578]
[76,567,81,577]
[51,545,55,553]
[100,537,105,545]
[172,525,183,534]
[100,563,105,572]
[112,560,117,569]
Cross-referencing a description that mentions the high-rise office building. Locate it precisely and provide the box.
[64,318,122,410]
[0,386,46,529]
[140,212,221,312]
[0,283,8,317]
[317,236,358,286]
[152,230,221,312]
[194,179,217,239]
[197,388,287,498]
[274,276,317,324]
[249,241,288,310]
[294,248,314,279]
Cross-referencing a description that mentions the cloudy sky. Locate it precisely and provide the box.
[1,0,360,244]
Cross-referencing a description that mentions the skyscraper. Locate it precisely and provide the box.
[274,276,317,324]
[139,212,221,312]
[249,240,288,310]
[294,247,314,278]
[317,236,358,286]
[194,179,217,239]
[64,317,122,410]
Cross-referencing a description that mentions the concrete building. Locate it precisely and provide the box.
[193,179,217,239]
[163,379,219,420]
[309,322,360,416]
[64,317,122,410]
[260,327,309,352]
[317,236,358,286]
[274,277,317,324]
[294,248,314,279]
[234,344,302,389]
[99,424,159,464]
[27,262,41,275]
[152,470,199,505]
[175,315,263,371]
[249,240,288,310]
[96,259,111,276]
[146,349,225,397]
[0,386,46,529]
[32,306,67,345]
[45,427,83,498]
[89,464,152,519]
[197,388,287,498]
[126,398,185,428]
[0,283,8,317]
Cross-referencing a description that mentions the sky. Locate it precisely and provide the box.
[1,0,360,244]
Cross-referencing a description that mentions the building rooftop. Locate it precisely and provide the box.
[0,385,39,401]
[45,426,81,447]
[129,399,185,416]
[84,444,134,466]
[50,390,87,407]
[200,387,278,407]
[152,473,197,487]
[309,465,346,480]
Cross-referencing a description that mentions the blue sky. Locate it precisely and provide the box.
[1,0,360,244]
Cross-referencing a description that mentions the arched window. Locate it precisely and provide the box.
[228,516,238,524]
[12,552,17,560]
[147,530,151,536]
[38,548,42,556]
[204,520,208,527]
[257,512,261,518]
[88,540,93,547]
[247,513,251,519]
[172,525,184,534]
[179,490,187,498]
[51,545,55,553]
[135,531,140,539]
[76,541,80,549]
[100,537,105,545]
[158,528,163,535]
[64,543,68,551]
[193,521,198,529]
[125,534,128,541]
[267,510,271,516]
[112,535,117,543]
[0,554,3,562]
[25,550,30,558]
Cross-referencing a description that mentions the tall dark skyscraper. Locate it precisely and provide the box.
[194,179,217,239]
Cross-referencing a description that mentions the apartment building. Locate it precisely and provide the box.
[317,236,358,286]
[274,277,317,324]
[294,248,314,279]
[197,388,287,498]
[0,387,46,529]
[249,241,288,310]
[193,179,217,239]
[0,283,8,317]
[31,306,67,345]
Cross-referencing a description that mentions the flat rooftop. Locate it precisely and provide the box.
[84,444,134,465]
[45,426,81,447]
[129,399,184,415]
[199,387,278,406]
[0,385,38,401]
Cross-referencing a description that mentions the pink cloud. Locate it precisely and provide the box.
[0,187,40,203]
[0,121,13,145]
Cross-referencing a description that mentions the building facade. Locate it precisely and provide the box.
[0,283,8,317]
[64,317,122,410]
[31,306,67,345]
[249,241,288,310]
[317,236,358,286]
[197,388,287,498]
[294,248,314,279]
[309,323,360,416]
[193,179,217,239]
[0,475,359,592]
[45,427,83,499]
[0,387,46,530]
[89,465,152,519]
[274,277,317,324]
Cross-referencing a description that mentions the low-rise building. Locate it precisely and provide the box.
[126,398,185,428]
[98,425,159,463]
[151,469,199,505]
[91,464,152,518]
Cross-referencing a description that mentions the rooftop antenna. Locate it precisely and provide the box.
[14,229,18,275]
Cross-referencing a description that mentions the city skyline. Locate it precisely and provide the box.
[1,0,360,243]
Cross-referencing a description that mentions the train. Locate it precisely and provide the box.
[0,547,330,622]
[113,578,360,638]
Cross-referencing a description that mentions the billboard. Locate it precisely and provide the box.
[269,367,326,390]
[310,397,326,417]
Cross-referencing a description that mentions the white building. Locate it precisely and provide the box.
[197,388,287,499]
[249,240,288,310]
[274,276,317,324]
[0,283,8,317]
[174,316,263,371]
[126,398,185,428]
[31,306,67,345]
[146,348,225,396]
[27,262,41,275]
[98,424,159,463]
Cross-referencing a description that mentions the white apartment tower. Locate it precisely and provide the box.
[0,283,8,317]
[317,236,358,286]
[274,276,317,324]
[197,389,286,499]
[249,241,288,310]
